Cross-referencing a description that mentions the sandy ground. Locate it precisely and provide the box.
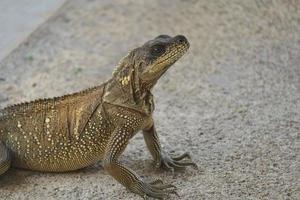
[0,0,299,199]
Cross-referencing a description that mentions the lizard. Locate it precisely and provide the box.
[0,35,197,199]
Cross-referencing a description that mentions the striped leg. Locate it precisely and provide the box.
[103,126,177,199]
[0,141,11,176]
[143,125,197,171]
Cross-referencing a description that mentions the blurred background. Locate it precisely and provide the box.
[0,0,299,199]
[0,0,65,61]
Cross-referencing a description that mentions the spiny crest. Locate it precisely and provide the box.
[112,48,137,77]
[1,86,102,114]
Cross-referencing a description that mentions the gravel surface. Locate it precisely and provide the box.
[0,0,299,199]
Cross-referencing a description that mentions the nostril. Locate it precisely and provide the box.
[175,35,187,43]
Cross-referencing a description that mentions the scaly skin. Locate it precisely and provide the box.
[0,35,196,199]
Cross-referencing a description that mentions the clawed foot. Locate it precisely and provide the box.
[156,152,198,172]
[130,179,178,199]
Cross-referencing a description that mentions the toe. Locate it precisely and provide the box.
[174,160,198,169]
[171,152,191,161]
[134,179,179,199]
[149,179,164,185]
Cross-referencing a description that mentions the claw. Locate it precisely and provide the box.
[165,188,179,196]
[151,182,177,190]
[142,185,169,199]
[149,179,164,185]
[156,152,197,174]
[133,179,178,199]
[169,160,189,169]
[171,152,191,161]
[173,160,198,169]
[162,160,175,173]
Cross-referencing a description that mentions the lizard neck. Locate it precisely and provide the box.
[103,75,154,115]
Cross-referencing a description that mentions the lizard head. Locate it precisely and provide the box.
[136,35,189,89]
[114,35,189,92]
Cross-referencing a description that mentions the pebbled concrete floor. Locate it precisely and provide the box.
[0,0,299,199]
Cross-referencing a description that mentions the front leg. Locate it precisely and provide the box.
[143,124,197,171]
[103,126,177,199]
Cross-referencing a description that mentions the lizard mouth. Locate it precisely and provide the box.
[154,43,189,69]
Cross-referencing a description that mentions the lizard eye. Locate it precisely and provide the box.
[150,44,165,56]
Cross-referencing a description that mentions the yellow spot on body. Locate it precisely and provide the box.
[45,118,50,123]
[120,76,130,85]
[17,121,22,128]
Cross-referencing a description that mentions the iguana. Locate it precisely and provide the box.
[0,35,196,199]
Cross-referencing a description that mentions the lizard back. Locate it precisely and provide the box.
[0,84,112,171]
